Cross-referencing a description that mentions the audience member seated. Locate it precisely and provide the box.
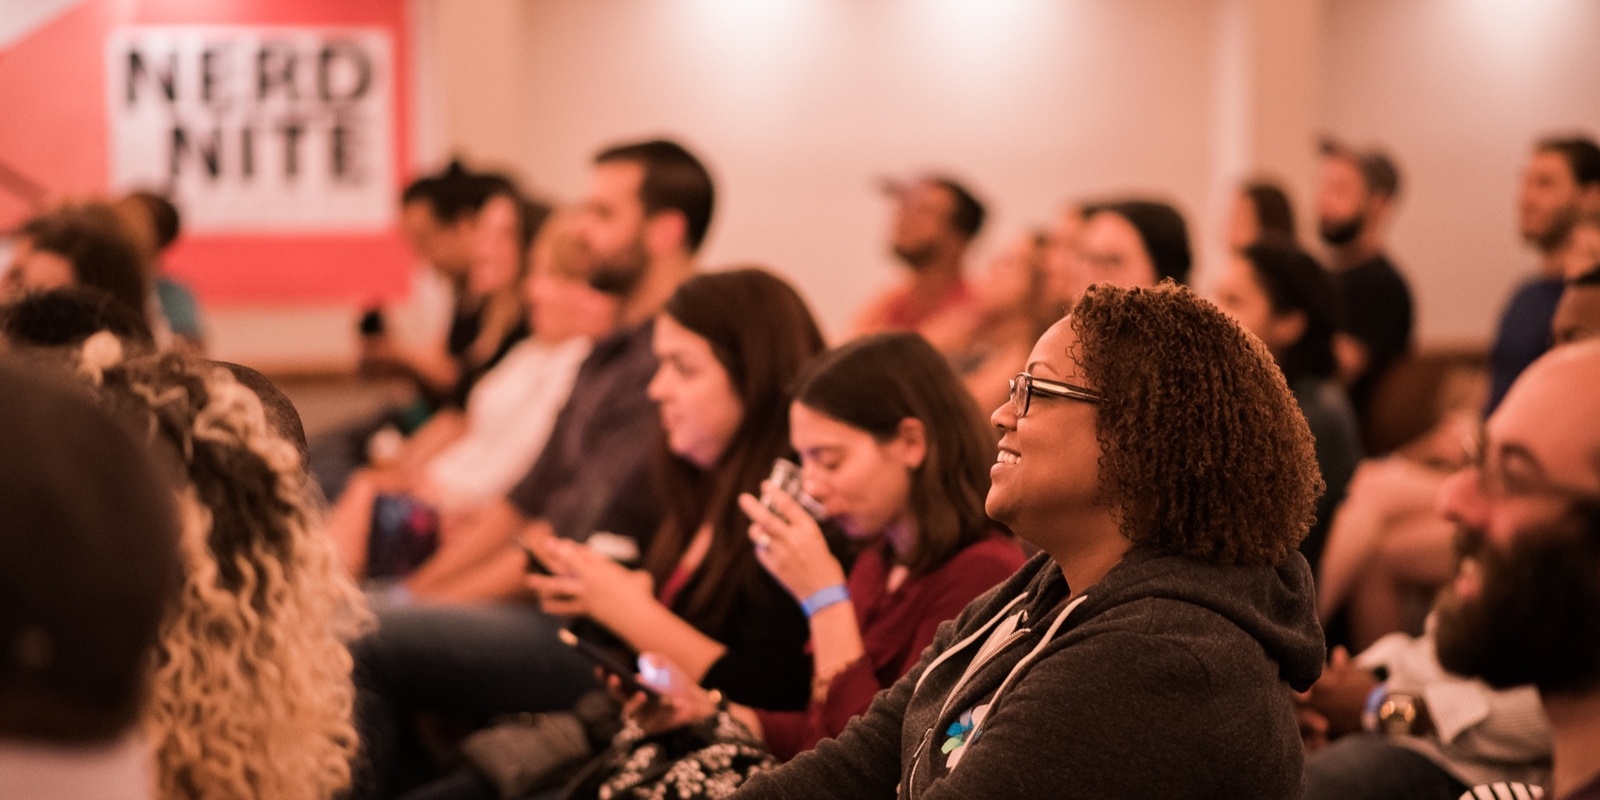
[1553,265,1600,346]
[1,285,155,359]
[621,332,1025,773]
[394,138,712,604]
[735,282,1325,799]
[1485,135,1600,413]
[0,358,181,800]
[1430,344,1600,799]
[1297,323,1600,800]
[1227,178,1299,250]
[2,202,151,331]
[380,164,536,407]
[1076,199,1193,288]
[1560,210,1600,279]
[1212,239,1362,574]
[327,210,617,579]
[1316,139,1415,441]
[1041,201,1091,305]
[851,174,986,344]
[925,230,1062,412]
[356,268,824,799]
[86,352,371,800]
[309,165,540,499]
[115,190,205,352]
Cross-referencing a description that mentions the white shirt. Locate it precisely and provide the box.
[424,334,592,512]
[1359,621,1553,789]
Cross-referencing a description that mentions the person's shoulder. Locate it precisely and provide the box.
[1293,377,1359,430]
[581,321,655,374]
[937,550,1055,629]
[940,535,1028,577]
[1069,550,1324,686]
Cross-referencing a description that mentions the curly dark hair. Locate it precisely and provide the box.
[1070,281,1322,566]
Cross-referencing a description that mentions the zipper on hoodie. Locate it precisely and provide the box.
[902,595,1088,799]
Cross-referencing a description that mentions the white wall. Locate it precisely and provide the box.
[1319,0,1600,346]
[212,0,1600,367]
[437,0,1229,340]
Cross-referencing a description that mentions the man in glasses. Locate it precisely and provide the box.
[1432,341,1600,799]
[1302,341,1600,799]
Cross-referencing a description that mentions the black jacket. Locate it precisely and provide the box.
[734,546,1325,799]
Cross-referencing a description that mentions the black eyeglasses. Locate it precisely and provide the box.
[1461,426,1600,502]
[1008,372,1103,418]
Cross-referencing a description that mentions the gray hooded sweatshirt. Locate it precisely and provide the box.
[733,546,1325,800]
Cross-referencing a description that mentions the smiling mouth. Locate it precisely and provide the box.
[996,451,1019,465]
[1452,557,1483,600]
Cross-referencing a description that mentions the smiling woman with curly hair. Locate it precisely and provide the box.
[735,282,1327,800]
[90,352,370,800]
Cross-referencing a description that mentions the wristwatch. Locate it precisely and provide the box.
[1362,685,1432,736]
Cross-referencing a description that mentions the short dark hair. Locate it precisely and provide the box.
[212,362,309,462]
[1,286,156,352]
[1243,180,1297,242]
[594,139,716,253]
[1320,138,1401,198]
[1536,135,1600,189]
[0,358,181,743]
[122,191,182,251]
[400,160,504,224]
[20,204,151,329]
[793,332,998,576]
[929,176,987,241]
[1240,239,1342,381]
[1071,282,1322,566]
[1094,200,1193,285]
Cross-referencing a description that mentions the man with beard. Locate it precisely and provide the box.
[1486,136,1600,413]
[851,174,986,344]
[348,139,714,799]
[1316,139,1414,436]
[1299,338,1600,799]
[395,138,712,600]
[1434,341,1600,799]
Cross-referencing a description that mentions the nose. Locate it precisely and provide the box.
[990,394,1017,433]
[646,368,669,403]
[1437,467,1487,531]
[799,463,828,503]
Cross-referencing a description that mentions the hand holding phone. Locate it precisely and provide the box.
[557,628,659,700]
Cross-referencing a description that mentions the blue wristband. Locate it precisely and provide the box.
[801,584,850,618]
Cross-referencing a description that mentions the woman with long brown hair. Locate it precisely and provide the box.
[379,268,827,800]
[619,333,1026,771]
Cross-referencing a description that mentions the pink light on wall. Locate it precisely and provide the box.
[0,0,413,306]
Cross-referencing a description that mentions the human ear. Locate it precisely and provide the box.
[894,417,928,470]
[643,210,688,257]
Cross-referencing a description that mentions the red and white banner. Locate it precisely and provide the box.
[107,25,397,233]
[0,0,413,304]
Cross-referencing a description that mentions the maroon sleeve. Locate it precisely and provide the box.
[756,539,1024,761]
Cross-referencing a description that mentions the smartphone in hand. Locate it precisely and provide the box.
[557,628,660,699]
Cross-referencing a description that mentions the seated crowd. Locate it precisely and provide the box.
[2,130,1600,800]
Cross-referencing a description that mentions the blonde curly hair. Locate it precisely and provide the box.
[92,353,371,800]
